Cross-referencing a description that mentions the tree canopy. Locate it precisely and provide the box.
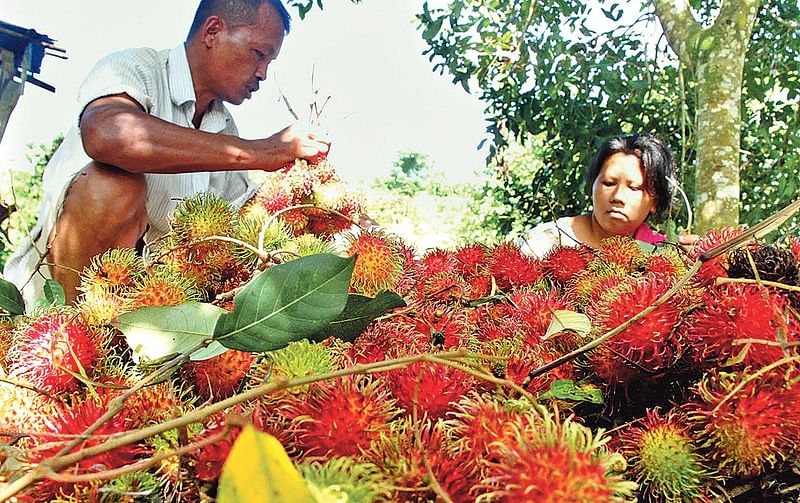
[417,0,800,236]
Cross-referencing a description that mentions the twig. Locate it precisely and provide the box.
[0,350,490,500]
[410,365,453,503]
[711,356,800,414]
[0,376,54,397]
[716,276,800,293]
[40,418,239,483]
[523,260,702,384]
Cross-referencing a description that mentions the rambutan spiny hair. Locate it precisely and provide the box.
[684,370,799,478]
[7,311,105,394]
[617,408,716,502]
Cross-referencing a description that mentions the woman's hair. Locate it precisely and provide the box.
[187,0,291,41]
[585,134,676,223]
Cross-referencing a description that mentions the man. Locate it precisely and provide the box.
[3,0,330,304]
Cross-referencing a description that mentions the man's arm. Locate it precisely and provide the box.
[79,94,329,174]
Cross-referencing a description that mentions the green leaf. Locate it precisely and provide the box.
[0,276,24,315]
[543,310,591,340]
[214,254,355,352]
[217,425,314,503]
[309,291,406,343]
[118,303,228,363]
[43,279,66,307]
[538,379,604,404]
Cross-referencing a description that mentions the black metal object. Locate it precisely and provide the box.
[0,19,65,93]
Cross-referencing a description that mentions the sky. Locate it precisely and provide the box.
[0,0,490,187]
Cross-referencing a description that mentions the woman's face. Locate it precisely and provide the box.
[591,153,656,237]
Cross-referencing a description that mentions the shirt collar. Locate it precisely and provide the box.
[168,44,196,108]
[168,44,229,132]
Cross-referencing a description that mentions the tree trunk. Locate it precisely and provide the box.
[653,0,760,233]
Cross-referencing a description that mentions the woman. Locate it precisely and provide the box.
[518,134,693,258]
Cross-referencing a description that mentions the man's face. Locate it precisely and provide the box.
[210,3,285,105]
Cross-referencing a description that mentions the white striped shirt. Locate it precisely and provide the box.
[3,44,257,304]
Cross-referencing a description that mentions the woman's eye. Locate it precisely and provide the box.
[253,49,265,59]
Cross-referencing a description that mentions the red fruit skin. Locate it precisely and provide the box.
[8,313,100,394]
[26,396,140,501]
[590,277,684,387]
[386,361,475,420]
[282,375,398,460]
[681,283,799,369]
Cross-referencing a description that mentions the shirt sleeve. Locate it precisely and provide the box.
[77,47,162,123]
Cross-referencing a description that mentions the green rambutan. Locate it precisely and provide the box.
[7,311,104,394]
[298,457,392,503]
[569,259,628,308]
[344,229,405,296]
[284,233,338,257]
[0,316,17,371]
[597,235,647,272]
[129,267,201,308]
[233,212,291,267]
[617,409,715,502]
[685,370,797,478]
[250,339,336,395]
[183,349,255,401]
[170,192,237,245]
[282,375,398,460]
[79,247,144,292]
[474,413,637,502]
[488,242,544,290]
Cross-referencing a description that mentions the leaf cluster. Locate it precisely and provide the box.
[417,0,799,235]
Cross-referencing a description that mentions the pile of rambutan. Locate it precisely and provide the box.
[3,169,800,502]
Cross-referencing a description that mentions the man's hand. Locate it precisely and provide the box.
[270,123,331,171]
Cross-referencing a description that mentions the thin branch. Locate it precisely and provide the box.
[0,350,496,500]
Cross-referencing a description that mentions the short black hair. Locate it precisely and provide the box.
[187,0,291,41]
[585,134,676,223]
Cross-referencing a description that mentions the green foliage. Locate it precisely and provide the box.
[309,291,406,343]
[367,150,479,250]
[417,0,799,235]
[0,134,63,269]
[214,254,354,352]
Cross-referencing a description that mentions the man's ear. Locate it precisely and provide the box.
[202,16,225,47]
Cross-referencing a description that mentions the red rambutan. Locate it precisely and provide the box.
[588,276,684,387]
[344,229,405,296]
[541,245,593,284]
[488,242,544,291]
[26,395,140,501]
[385,361,475,420]
[691,226,745,287]
[184,349,255,401]
[282,375,398,460]
[685,370,797,478]
[7,312,103,394]
[680,283,798,369]
[475,414,637,502]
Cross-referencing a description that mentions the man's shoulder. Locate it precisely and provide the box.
[94,47,167,71]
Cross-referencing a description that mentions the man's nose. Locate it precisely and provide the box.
[256,62,268,81]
